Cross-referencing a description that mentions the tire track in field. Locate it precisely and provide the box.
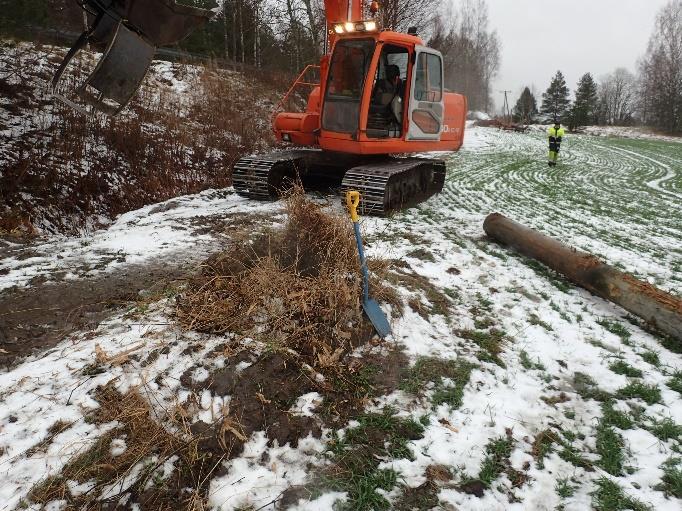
[591,142,682,202]
[415,128,681,287]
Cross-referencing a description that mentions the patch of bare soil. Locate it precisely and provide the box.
[0,262,187,368]
[190,353,323,458]
[180,346,408,459]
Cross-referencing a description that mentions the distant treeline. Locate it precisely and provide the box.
[513,0,682,134]
[0,0,324,72]
[0,0,504,113]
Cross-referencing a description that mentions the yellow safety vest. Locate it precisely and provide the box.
[548,126,566,138]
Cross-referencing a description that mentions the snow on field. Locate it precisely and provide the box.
[0,127,681,510]
[527,124,682,145]
[0,189,282,292]
[449,126,682,293]
[580,126,682,144]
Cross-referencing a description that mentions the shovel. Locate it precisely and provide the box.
[346,191,392,338]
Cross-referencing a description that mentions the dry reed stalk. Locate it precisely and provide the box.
[30,383,218,509]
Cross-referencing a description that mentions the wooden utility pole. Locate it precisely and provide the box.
[483,213,682,345]
[499,90,512,125]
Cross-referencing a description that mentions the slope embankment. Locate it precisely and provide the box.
[0,39,283,235]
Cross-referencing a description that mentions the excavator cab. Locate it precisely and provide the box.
[52,0,213,114]
[274,28,462,156]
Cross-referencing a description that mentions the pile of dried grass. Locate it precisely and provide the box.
[177,189,396,374]
[30,384,213,509]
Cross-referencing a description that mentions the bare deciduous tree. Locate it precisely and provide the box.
[599,68,636,126]
[378,0,439,33]
[429,0,500,112]
[638,0,682,133]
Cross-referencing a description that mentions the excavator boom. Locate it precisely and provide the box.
[324,0,365,23]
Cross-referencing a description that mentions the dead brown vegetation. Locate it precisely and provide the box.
[30,383,218,510]
[28,193,409,509]
[0,41,278,235]
[175,190,404,456]
[177,189,399,367]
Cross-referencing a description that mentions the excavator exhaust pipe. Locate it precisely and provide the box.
[52,0,214,115]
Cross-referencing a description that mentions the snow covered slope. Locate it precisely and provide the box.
[0,40,279,235]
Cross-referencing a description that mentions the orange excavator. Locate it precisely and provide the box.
[56,0,466,215]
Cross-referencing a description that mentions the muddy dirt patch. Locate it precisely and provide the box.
[0,262,189,368]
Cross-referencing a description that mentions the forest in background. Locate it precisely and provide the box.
[513,1,682,133]
[0,0,502,112]
[1,0,680,132]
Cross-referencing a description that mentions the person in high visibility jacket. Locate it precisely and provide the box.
[547,122,566,166]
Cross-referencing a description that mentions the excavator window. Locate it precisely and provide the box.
[322,39,375,133]
[367,45,409,139]
[414,53,443,102]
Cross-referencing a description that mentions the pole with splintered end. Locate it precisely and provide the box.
[483,213,682,345]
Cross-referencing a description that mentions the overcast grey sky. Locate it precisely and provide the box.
[469,0,669,109]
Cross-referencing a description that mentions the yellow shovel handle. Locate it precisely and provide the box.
[346,190,360,222]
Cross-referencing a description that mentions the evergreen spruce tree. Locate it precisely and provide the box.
[569,73,599,129]
[513,87,538,123]
[541,71,571,122]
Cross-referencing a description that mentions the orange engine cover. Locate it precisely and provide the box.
[274,112,319,146]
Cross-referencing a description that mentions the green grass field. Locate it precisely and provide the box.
[434,129,681,292]
[364,127,682,510]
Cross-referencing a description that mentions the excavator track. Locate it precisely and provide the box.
[233,151,308,200]
[340,158,446,216]
[233,151,446,215]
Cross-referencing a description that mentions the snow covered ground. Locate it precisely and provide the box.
[0,127,680,510]
[580,126,682,144]
[0,40,278,235]
[527,124,682,145]
[0,189,282,292]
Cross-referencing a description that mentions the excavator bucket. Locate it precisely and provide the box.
[52,0,214,115]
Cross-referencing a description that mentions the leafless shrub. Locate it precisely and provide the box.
[0,42,279,235]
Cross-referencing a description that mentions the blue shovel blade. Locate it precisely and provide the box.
[363,298,391,338]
